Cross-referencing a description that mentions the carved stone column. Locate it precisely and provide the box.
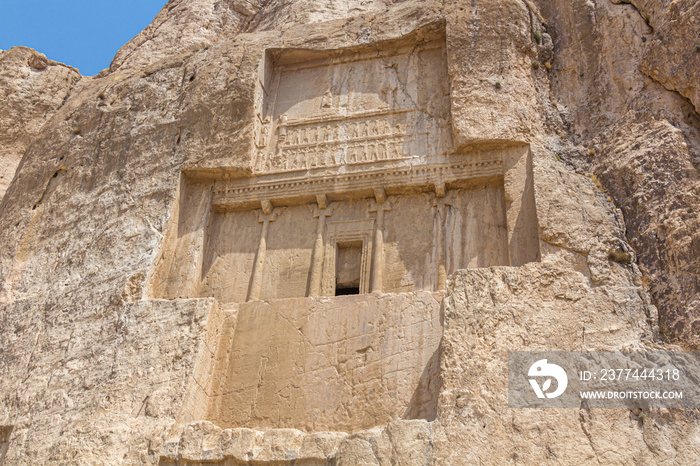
[432,182,451,291]
[308,195,334,297]
[368,188,391,293]
[247,200,284,302]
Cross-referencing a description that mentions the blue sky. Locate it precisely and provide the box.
[0,0,167,76]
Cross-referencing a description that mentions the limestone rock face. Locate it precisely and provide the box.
[534,0,700,347]
[434,264,699,465]
[634,0,700,113]
[0,0,699,464]
[0,47,82,201]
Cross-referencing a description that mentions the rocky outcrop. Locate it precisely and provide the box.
[633,0,700,113]
[534,0,700,348]
[0,47,82,201]
[0,0,699,464]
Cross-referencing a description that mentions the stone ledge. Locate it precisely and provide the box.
[160,419,432,464]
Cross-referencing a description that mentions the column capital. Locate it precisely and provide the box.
[316,193,329,210]
[309,202,335,219]
[432,190,454,208]
[255,206,285,223]
[434,180,446,198]
[373,187,386,204]
[368,198,392,214]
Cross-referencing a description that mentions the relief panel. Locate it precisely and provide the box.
[255,38,452,173]
[206,292,442,433]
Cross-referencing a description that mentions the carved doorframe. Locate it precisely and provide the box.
[321,218,375,296]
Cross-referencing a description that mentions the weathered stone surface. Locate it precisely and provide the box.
[0,0,699,463]
[634,0,700,114]
[534,0,700,347]
[202,293,441,433]
[0,298,216,464]
[160,420,433,465]
[433,264,699,465]
[595,115,700,349]
[0,47,82,201]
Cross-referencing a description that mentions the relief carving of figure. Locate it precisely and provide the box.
[360,144,368,162]
[381,62,399,108]
[378,143,386,160]
[257,116,270,147]
[379,119,389,136]
[278,114,288,144]
[321,89,333,109]
[369,120,378,136]
[347,146,357,163]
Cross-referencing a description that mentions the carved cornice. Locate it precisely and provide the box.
[212,154,504,211]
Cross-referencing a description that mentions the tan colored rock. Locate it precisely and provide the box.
[634,0,700,114]
[534,0,700,347]
[595,115,700,349]
[0,426,11,465]
[0,47,81,201]
[27,54,48,71]
[431,263,699,465]
[199,293,441,433]
[0,0,699,464]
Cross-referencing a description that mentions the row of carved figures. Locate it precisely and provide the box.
[257,138,407,171]
[278,118,408,147]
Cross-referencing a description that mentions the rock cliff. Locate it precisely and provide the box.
[0,47,82,201]
[0,0,698,464]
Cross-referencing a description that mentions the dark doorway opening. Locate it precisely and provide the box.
[336,241,362,296]
[336,286,360,296]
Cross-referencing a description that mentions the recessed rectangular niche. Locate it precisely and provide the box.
[149,147,540,303]
[336,241,363,295]
[253,22,453,173]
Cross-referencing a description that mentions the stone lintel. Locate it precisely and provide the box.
[212,155,504,211]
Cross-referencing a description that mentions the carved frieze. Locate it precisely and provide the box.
[254,39,451,174]
[212,155,503,211]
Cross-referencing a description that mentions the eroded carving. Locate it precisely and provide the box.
[255,38,451,173]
